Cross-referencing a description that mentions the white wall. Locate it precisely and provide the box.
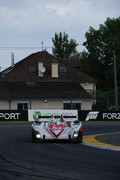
[81,100,92,110]
[0,101,9,110]
[0,99,93,110]
[31,100,63,109]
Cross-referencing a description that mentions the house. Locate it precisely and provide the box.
[0,51,96,110]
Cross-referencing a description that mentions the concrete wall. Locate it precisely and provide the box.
[0,101,9,110]
[31,100,63,109]
[81,100,93,110]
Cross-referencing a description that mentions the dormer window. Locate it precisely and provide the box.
[59,67,66,72]
[29,67,36,72]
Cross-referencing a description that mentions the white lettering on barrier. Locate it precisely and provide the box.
[85,111,99,121]
[103,113,120,120]
[0,113,20,120]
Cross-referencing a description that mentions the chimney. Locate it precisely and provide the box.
[11,52,14,67]
[51,60,58,78]
[38,62,46,77]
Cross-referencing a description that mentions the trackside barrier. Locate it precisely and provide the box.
[0,110,120,121]
[0,110,28,121]
[78,110,120,121]
[28,109,78,122]
[0,110,78,121]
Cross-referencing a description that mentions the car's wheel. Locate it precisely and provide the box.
[32,132,37,143]
[78,132,83,143]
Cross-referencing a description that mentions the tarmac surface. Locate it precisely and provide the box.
[83,131,120,151]
[0,123,120,180]
[83,122,120,151]
[96,132,120,146]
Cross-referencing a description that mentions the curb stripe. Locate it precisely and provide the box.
[83,132,120,151]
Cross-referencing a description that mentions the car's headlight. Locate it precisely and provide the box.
[73,134,78,137]
[36,134,41,138]
[73,132,78,137]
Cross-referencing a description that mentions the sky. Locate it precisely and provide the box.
[0,0,120,70]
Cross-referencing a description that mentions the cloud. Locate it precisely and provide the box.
[0,0,119,68]
[46,1,70,17]
[0,0,119,31]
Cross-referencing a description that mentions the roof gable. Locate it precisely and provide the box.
[0,51,96,83]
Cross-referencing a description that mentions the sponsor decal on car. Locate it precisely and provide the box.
[48,124,66,137]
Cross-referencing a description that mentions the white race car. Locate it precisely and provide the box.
[32,115,83,143]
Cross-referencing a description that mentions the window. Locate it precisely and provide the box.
[29,67,36,72]
[59,67,66,72]
[86,89,91,95]
[17,103,28,110]
[63,101,81,110]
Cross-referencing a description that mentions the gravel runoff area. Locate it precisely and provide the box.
[95,132,120,146]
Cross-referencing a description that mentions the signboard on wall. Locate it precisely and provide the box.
[0,110,28,121]
[78,110,120,121]
[28,109,78,122]
[0,110,119,121]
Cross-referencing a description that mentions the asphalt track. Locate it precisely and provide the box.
[83,132,120,151]
[0,123,120,180]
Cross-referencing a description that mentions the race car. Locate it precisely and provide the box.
[32,115,83,143]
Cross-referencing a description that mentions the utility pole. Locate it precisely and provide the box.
[113,51,118,110]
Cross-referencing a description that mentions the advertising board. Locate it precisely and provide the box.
[0,110,28,121]
[0,110,119,121]
[78,110,120,121]
[28,109,78,122]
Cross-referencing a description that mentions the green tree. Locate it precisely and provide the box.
[52,32,80,59]
[81,17,120,89]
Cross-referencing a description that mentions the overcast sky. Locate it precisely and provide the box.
[0,0,120,70]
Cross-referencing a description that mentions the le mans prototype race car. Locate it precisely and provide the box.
[32,114,83,143]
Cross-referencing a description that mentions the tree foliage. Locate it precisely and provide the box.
[81,17,120,89]
[52,32,80,59]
